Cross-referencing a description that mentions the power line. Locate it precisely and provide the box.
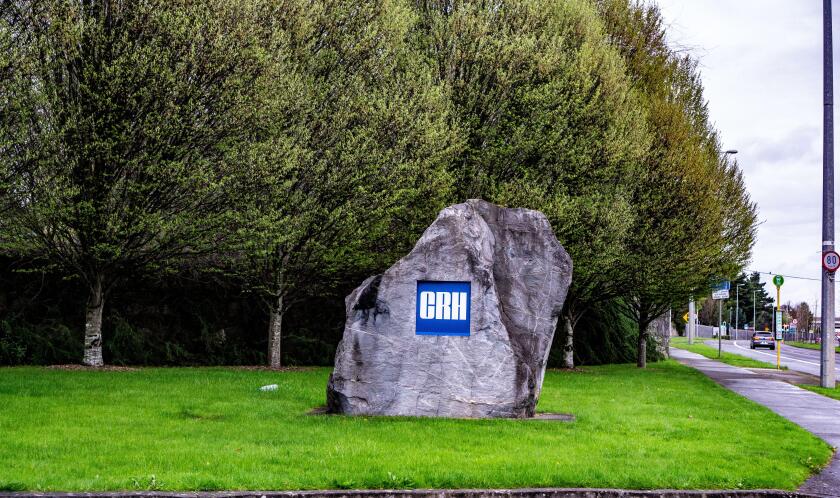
[747,270,821,282]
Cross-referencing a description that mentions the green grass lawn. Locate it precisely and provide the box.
[0,362,829,492]
[787,341,840,354]
[800,384,840,401]
[670,337,783,369]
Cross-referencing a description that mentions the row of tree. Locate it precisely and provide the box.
[784,302,816,340]
[0,0,757,368]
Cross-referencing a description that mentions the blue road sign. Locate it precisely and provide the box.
[712,280,731,291]
[711,280,731,299]
[415,281,471,336]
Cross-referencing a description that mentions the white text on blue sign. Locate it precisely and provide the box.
[415,281,471,336]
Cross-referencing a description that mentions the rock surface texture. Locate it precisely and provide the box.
[326,199,572,418]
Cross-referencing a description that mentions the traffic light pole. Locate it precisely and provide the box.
[821,0,836,388]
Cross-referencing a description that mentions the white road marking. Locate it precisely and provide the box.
[731,340,821,366]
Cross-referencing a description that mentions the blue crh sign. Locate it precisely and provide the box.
[415,281,471,336]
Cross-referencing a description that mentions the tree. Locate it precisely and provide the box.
[0,0,275,365]
[597,0,757,367]
[796,302,814,340]
[227,0,455,368]
[725,272,773,331]
[696,273,773,334]
[625,146,756,367]
[698,297,716,326]
[411,0,648,368]
[0,6,38,216]
[786,301,814,342]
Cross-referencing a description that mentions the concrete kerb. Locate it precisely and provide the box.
[0,489,821,498]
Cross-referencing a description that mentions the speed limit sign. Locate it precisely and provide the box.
[823,250,840,272]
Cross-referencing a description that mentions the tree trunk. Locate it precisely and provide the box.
[563,311,575,369]
[83,276,105,367]
[637,322,647,369]
[268,294,284,369]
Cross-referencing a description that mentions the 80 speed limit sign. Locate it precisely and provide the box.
[823,250,840,272]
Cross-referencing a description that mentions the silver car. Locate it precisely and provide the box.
[750,332,775,350]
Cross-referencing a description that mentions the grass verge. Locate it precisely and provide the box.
[799,384,840,401]
[786,341,840,354]
[0,362,828,491]
[670,337,784,369]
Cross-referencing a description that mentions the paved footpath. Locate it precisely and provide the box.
[670,348,840,497]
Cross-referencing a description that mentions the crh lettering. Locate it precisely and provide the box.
[416,281,471,336]
[419,291,468,321]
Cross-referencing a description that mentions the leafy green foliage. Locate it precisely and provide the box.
[695,271,774,330]
[1,0,272,278]
[0,0,283,363]
[221,0,456,366]
[597,0,757,366]
[0,318,79,366]
[0,0,758,368]
[413,0,646,322]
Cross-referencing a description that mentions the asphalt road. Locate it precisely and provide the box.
[704,339,840,377]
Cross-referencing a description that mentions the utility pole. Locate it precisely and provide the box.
[716,152,736,350]
[753,289,757,334]
[821,0,836,388]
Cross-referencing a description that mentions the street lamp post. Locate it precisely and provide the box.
[753,289,757,333]
[716,150,738,357]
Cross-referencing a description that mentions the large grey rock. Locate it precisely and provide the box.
[326,199,572,418]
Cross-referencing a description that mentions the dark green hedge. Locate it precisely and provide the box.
[2,258,654,367]
[548,300,662,367]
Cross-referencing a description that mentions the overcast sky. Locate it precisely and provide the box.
[655,0,837,316]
